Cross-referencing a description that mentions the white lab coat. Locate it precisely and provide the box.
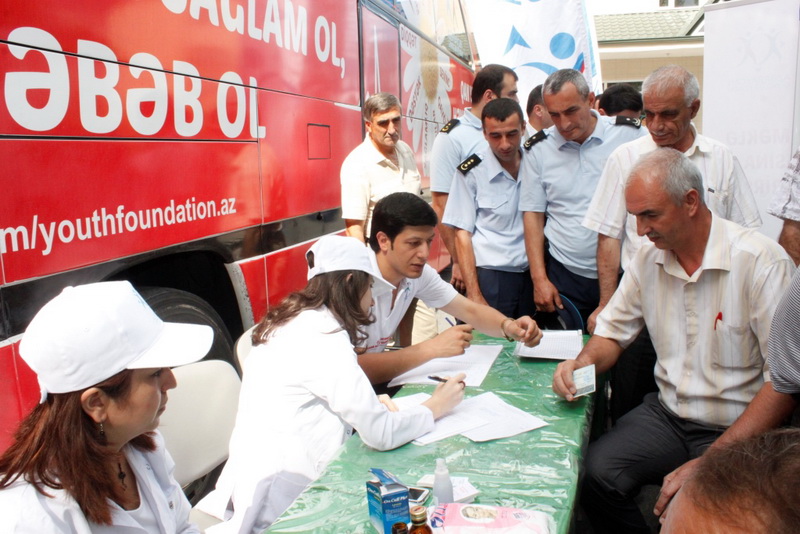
[0,431,197,534]
[196,307,435,534]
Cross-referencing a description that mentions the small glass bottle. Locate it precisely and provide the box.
[408,505,433,534]
[391,521,409,534]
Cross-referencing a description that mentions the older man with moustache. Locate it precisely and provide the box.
[340,92,421,243]
[553,148,794,534]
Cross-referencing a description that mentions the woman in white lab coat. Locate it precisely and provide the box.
[197,235,465,534]
[0,281,213,533]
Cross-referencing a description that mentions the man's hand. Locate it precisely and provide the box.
[450,262,466,293]
[506,316,542,347]
[423,324,474,358]
[654,458,700,520]
[552,359,585,401]
[533,278,563,313]
[586,304,604,334]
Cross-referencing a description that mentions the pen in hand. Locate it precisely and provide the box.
[428,375,467,388]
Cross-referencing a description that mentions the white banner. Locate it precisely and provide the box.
[703,0,800,240]
[464,0,602,107]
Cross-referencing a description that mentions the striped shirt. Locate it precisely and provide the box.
[583,126,762,270]
[768,269,800,394]
[767,144,800,222]
[595,215,794,427]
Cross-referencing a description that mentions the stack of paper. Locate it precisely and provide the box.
[513,330,582,360]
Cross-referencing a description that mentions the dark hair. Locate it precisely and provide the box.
[526,84,544,115]
[253,270,372,348]
[0,371,155,525]
[482,98,524,126]
[472,64,517,105]
[368,192,437,252]
[363,92,401,122]
[686,428,800,534]
[598,83,642,116]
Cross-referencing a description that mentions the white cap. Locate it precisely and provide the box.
[20,281,213,403]
[306,235,394,297]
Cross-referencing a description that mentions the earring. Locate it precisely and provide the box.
[99,422,105,437]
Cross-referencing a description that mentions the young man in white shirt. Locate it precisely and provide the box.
[357,192,542,385]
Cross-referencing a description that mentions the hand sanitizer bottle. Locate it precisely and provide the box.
[433,457,454,504]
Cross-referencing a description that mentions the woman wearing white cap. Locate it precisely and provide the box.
[0,281,213,533]
[196,235,465,533]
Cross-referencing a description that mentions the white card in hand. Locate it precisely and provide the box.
[573,364,596,398]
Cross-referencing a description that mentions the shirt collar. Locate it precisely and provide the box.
[461,108,483,129]
[657,213,730,280]
[363,134,397,166]
[481,147,521,183]
[683,124,712,157]
[551,109,605,148]
[369,248,411,292]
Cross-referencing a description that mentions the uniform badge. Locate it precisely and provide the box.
[523,130,547,151]
[440,119,460,133]
[458,154,482,174]
[615,116,642,128]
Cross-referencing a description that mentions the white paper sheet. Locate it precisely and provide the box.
[513,330,582,360]
[394,392,547,445]
[460,392,548,442]
[412,399,491,445]
[387,344,503,387]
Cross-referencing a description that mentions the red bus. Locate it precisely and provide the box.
[0,0,477,452]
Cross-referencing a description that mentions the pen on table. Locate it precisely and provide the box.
[428,375,467,388]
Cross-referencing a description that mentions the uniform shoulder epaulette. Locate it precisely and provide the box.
[523,130,547,151]
[458,154,482,174]
[614,115,642,128]
[440,118,460,133]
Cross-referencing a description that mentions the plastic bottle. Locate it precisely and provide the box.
[433,457,454,504]
[408,506,433,534]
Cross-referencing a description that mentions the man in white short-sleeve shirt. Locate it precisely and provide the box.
[553,148,794,534]
[340,92,421,243]
[582,65,762,423]
[357,192,542,385]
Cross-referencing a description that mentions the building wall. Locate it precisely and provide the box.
[599,54,705,131]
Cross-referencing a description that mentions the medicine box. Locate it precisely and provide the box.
[367,468,410,534]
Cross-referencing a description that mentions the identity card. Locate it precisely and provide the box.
[572,364,596,398]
